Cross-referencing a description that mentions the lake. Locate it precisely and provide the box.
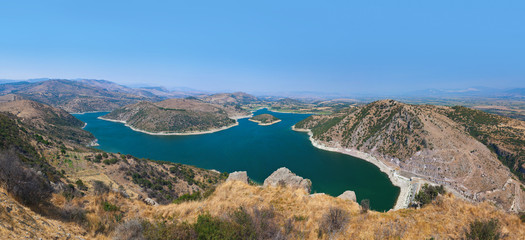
[74,109,399,211]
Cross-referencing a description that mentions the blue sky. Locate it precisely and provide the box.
[1,1,524,94]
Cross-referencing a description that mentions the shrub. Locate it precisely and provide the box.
[93,180,110,195]
[361,199,370,213]
[142,221,196,240]
[102,201,120,212]
[76,179,88,191]
[193,213,239,239]
[520,213,525,223]
[113,220,144,240]
[413,184,446,207]
[173,191,201,204]
[103,158,118,165]
[61,203,87,224]
[0,150,52,206]
[319,207,349,238]
[464,218,502,240]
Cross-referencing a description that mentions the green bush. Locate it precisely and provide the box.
[103,158,118,165]
[464,218,502,240]
[102,201,120,212]
[194,213,240,239]
[173,191,201,204]
[75,179,88,191]
[413,184,446,207]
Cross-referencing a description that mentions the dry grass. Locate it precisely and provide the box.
[3,181,525,239]
[150,181,525,240]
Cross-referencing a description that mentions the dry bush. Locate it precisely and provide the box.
[113,219,145,240]
[93,180,110,195]
[318,207,349,239]
[0,150,52,206]
[60,203,87,224]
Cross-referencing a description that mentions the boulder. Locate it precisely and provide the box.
[226,171,249,184]
[144,198,158,206]
[263,167,312,193]
[337,190,357,202]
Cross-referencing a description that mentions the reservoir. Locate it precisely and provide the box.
[74,109,399,211]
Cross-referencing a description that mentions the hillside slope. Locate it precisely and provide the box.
[101,98,238,134]
[295,100,525,212]
[0,99,95,145]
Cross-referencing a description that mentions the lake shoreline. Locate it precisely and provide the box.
[292,126,412,210]
[98,116,244,136]
[248,119,282,126]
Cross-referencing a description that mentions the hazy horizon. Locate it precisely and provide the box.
[1,1,524,94]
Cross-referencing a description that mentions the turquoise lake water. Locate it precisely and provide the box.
[74,109,399,211]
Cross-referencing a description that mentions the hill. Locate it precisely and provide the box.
[249,113,281,125]
[0,99,95,146]
[295,100,525,212]
[101,98,239,134]
[200,92,257,118]
[0,79,161,112]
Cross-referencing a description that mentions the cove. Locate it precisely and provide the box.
[74,109,400,211]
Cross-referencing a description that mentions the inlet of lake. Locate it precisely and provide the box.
[74,109,400,211]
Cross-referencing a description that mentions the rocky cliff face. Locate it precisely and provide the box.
[295,100,525,212]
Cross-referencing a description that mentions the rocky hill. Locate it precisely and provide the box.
[101,98,239,134]
[0,79,161,112]
[295,100,525,212]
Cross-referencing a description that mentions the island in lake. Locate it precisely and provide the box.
[249,113,281,125]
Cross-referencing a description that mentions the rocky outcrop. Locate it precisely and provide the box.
[263,167,312,193]
[144,198,158,206]
[226,171,249,184]
[338,191,357,202]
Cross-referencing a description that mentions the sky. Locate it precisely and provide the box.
[1,1,524,94]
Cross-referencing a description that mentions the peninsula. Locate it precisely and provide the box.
[100,98,239,135]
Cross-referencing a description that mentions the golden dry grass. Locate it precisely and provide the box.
[149,181,525,239]
[3,181,525,239]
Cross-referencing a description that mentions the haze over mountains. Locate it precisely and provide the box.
[1,78,524,99]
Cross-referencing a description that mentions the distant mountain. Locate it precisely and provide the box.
[0,79,162,112]
[201,92,260,105]
[503,88,525,98]
[295,100,525,212]
[401,87,525,99]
